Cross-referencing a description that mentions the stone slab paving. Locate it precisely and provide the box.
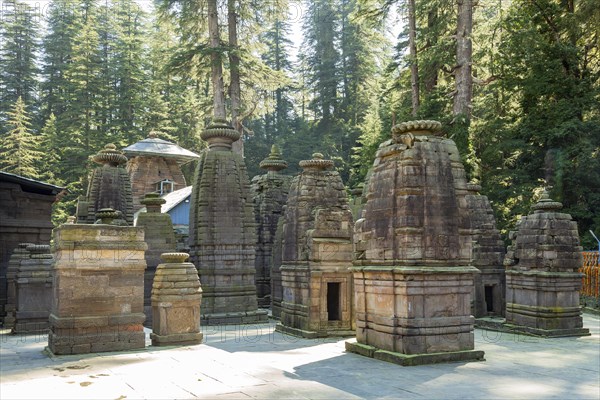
[1,313,598,400]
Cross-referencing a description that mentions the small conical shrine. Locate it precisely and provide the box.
[276,153,355,338]
[251,144,291,307]
[189,119,267,325]
[347,120,484,365]
[504,190,589,337]
[76,144,133,225]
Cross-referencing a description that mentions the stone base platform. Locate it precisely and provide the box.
[151,332,203,346]
[345,339,485,367]
[201,310,268,326]
[475,317,591,338]
[275,323,355,339]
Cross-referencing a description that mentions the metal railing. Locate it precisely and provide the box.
[580,251,599,308]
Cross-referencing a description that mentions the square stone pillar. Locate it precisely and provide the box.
[48,223,147,355]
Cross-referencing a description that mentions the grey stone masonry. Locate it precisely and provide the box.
[271,218,285,319]
[503,190,589,337]
[251,144,291,308]
[347,120,484,366]
[151,252,203,346]
[466,183,506,318]
[4,243,33,329]
[189,119,267,325]
[13,244,53,334]
[76,144,134,225]
[48,213,147,355]
[276,153,355,338]
[136,193,177,326]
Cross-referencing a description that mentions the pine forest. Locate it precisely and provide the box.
[0,0,598,248]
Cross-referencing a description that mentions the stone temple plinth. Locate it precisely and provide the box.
[466,183,506,317]
[346,120,484,366]
[13,244,53,334]
[136,193,177,326]
[76,144,134,225]
[48,213,147,355]
[503,191,589,337]
[189,119,267,325]
[251,145,291,308]
[276,153,355,338]
[151,252,203,346]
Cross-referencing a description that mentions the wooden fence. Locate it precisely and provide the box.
[580,251,599,305]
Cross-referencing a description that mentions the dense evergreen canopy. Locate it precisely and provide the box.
[0,0,597,247]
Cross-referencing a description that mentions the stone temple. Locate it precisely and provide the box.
[189,119,267,325]
[466,183,506,317]
[503,190,590,337]
[251,145,291,308]
[276,153,355,338]
[346,120,484,365]
[123,132,199,212]
[76,144,134,225]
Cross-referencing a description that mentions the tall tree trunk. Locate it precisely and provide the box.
[228,0,244,155]
[424,9,439,92]
[454,0,473,118]
[208,0,226,120]
[408,0,420,117]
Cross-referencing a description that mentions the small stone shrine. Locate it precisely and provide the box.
[503,190,589,337]
[466,183,506,317]
[48,209,147,355]
[4,243,33,329]
[136,193,177,325]
[123,132,200,212]
[151,252,203,346]
[13,244,54,333]
[276,153,355,338]
[251,144,291,308]
[76,144,134,225]
[189,119,267,325]
[0,172,64,326]
[347,120,484,366]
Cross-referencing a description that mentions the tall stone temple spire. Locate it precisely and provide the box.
[76,143,134,225]
[347,120,484,365]
[251,145,291,308]
[189,119,267,325]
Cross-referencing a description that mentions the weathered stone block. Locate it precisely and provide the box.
[48,223,147,355]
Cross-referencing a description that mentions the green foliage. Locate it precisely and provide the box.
[0,97,43,179]
[0,0,39,131]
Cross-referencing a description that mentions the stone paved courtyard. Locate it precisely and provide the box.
[1,313,599,400]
